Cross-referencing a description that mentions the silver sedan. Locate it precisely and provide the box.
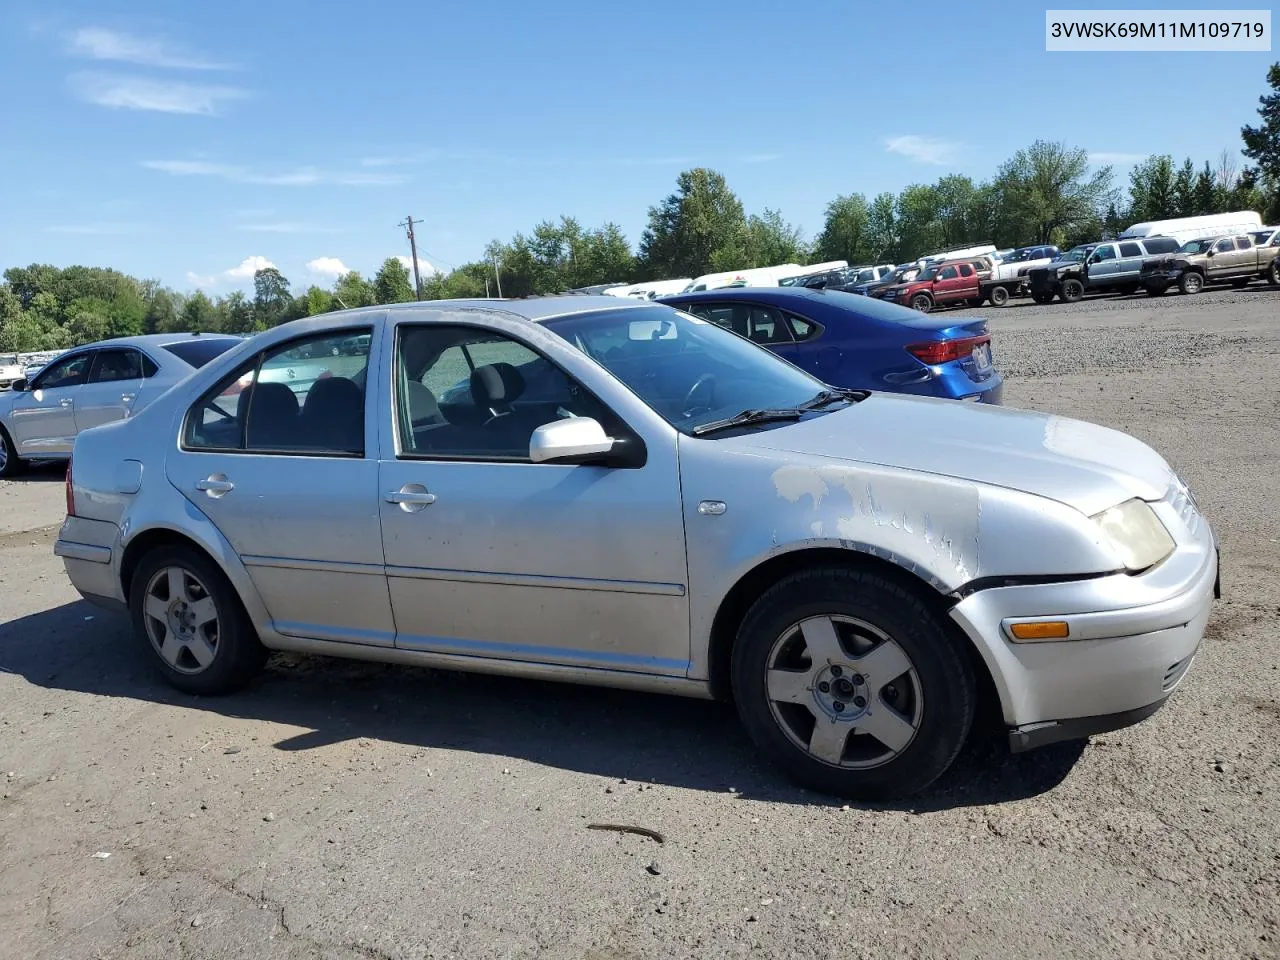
[53,298,1217,799]
[0,333,243,477]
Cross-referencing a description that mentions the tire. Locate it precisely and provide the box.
[910,294,933,313]
[731,566,976,800]
[989,285,1009,307]
[0,425,25,478]
[1060,278,1085,302]
[1145,284,1168,297]
[1178,271,1204,295]
[1270,259,1280,286]
[129,544,267,695]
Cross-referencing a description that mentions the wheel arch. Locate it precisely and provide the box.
[118,522,271,631]
[704,547,1001,721]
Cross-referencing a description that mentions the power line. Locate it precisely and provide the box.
[397,215,425,300]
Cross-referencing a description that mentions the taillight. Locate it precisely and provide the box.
[65,458,75,517]
[906,335,990,365]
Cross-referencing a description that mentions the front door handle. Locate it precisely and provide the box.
[385,483,436,512]
[59,398,73,407]
[120,393,136,403]
[195,475,235,498]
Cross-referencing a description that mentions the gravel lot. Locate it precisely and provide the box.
[2,287,1278,960]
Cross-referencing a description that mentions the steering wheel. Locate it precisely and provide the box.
[681,374,716,419]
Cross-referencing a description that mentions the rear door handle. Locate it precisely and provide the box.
[195,475,235,498]
[385,484,436,512]
[121,393,136,403]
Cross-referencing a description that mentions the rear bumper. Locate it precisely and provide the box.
[1142,269,1181,284]
[950,508,1217,747]
[55,515,125,608]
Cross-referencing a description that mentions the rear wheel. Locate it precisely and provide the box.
[1060,278,1085,302]
[1270,259,1280,285]
[731,567,976,800]
[0,426,25,478]
[1179,271,1204,295]
[129,545,266,695]
[989,285,1010,307]
[910,294,933,313]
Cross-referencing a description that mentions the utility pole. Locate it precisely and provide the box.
[398,215,425,300]
[493,257,503,298]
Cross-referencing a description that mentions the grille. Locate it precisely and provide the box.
[1163,654,1195,691]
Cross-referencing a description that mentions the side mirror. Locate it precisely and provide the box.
[10,378,27,392]
[529,417,615,464]
[1206,249,1215,257]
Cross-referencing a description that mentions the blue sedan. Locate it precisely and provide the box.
[659,287,1003,404]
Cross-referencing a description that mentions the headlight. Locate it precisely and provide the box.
[1091,499,1175,572]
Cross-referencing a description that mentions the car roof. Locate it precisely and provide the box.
[64,332,244,352]
[380,295,655,325]
[658,286,860,307]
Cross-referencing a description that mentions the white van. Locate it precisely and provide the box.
[916,244,997,267]
[1120,212,1262,245]
[683,264,807,292]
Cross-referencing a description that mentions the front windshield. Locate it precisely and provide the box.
[1178,239,1214,254]
[543,305,828,435]
[1060,246,1093,263]
[854,268,877,283]
[915,267,938,282]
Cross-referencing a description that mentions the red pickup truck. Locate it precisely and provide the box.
[880,260,983,312]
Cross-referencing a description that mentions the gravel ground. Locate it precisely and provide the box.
[2,286,1278,960]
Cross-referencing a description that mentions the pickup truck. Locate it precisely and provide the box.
[880,260,984,312]
[1140,233,1280,295]
[982,245,1060,305]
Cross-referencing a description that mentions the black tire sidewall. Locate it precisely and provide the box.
[128,545,265,695]
[991,286,1008,306]
[1062,279,1084,301]
[731,567,976,800]
[0,426,23,477]
[911,295,932,312]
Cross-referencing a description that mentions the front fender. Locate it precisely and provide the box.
[679,445,1119,680]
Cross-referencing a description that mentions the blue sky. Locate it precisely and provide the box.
[1,1,1274,292]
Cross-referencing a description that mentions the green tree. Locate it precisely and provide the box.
[0,311,66,351]
[181,291,217,333]
[66,303,112,344]
[220,291,255,333]
[1128,155,1176,223]
[1173,158,1197,217]
[865,192,899,261]
[301,286,335,316]
[253,268,292,327]
[331,271,375,309]
[745,209,806,267]
[1191,162,1218,214]
[895,184,944,259]
[639,168,749,278]
[145,287,184,334]
[1242,63,1280,184]
[995,140,1114,245]
[814,194,870,264]
[373,257,415,304]
[575,223,635,287]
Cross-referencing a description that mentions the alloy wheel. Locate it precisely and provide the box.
[142,566,221,674]
[765,615,922,769]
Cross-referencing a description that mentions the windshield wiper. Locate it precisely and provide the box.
[799,387,868,410]
[691,408,805,437]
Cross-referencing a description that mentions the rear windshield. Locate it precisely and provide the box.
[161,337,242,368]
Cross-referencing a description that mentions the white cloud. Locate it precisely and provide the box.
[396,255,438,277]
[44,222,141,235]
[186,256,277,289]
[142,159,404,187]
[224,256,276,280]
[68,27,230,70]
[240,222,341,234]
[307,257,351,278]
[1088,151,1146,166]
[884,135,962,166]
[71,73,248,115]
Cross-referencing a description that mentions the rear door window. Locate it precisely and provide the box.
[1235,236,1253,250]
[88,348,144,383]
[1118,242,1143,258]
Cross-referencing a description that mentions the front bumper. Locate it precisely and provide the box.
[949,501,1217,750]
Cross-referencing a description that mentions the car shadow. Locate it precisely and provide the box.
[0,599,1085,812]
[6,460,68,482]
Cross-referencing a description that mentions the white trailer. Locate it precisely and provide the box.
[1120,211,1262,245]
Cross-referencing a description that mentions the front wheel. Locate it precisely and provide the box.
[0,426,25,478]
[1270,259,1280,285]
[129,545,266,695]
[731,567,976,800]
[1179,271,1204,295]
[910,294,933,313]
[1060,278,1085,302]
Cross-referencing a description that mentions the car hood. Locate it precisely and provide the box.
[724,394,1173,517]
